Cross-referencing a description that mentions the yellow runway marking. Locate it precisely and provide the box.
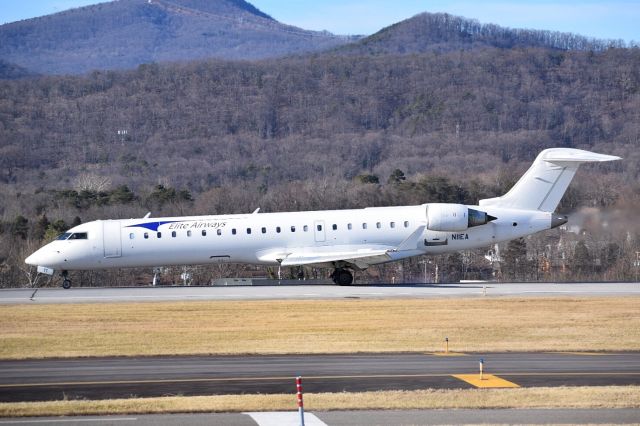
[453,374,520,388]
[428,352,468,356]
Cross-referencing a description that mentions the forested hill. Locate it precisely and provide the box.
[0,0,353,75]
[337,12,631,56]
[1,47,637,197]
[0,60,36,80]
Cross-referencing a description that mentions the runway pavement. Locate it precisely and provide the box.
[2,409,640,425]
[1,282,639,304]
[1,352,639,402]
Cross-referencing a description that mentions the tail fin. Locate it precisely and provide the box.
[479,148,621,212]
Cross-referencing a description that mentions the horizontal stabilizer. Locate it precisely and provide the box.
[540,150,621,164]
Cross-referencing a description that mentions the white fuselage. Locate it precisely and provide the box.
[25,203,552,272]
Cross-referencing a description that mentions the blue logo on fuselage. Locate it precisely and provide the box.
[126,221,182,232]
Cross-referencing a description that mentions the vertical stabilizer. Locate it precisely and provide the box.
[479,148,621,212]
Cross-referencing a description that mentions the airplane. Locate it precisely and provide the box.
[25,148,620,288]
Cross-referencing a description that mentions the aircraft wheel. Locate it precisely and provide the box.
[333,269,353,286]
[62,279,71,289]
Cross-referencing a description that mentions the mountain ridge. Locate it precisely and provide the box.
[336,12,631,56]
[0,59,37,80]
[2,2,632,76]
[0,0,354,75]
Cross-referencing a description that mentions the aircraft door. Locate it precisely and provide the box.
[314,220,326,242]
[103,220,122,258]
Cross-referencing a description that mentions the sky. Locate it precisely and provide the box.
[0,0,638,42]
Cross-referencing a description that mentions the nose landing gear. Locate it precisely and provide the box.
[61,270,71,289]
[331,268,353,286]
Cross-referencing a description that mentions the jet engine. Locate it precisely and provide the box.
[426,203,496,232]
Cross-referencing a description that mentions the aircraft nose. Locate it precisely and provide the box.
[25,248,55,267]
[25,251,41,266]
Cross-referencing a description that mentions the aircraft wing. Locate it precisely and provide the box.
[271,225,427,269]
[280,248,393,269]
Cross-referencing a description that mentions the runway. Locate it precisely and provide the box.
[2,409,640,425]
[1,282,639,304]
[1,352,639,402]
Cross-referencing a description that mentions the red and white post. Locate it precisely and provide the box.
[296,376,305,426]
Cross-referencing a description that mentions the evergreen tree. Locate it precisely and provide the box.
[601,242,620,270]
[355,174,380,184]
[571,240,592,276]
[442,252,463,282]
[11,216,29,240]
[33,214,50,240]
[502,238,528,280]
[110,185,136,204]
[387,169,406,184]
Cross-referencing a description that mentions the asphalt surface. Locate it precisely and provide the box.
[2,285,639,425]
[1,352,639,402]
[2,409,640,425]
[1,282,639,304]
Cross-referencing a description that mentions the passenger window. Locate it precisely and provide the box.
[262,227,267,234]
[404,221,409,228]
[347,223,352,230]
[332,224,337,230]
[390,222,395,228]
[129,233,135,240]
[144,232,149,239]
[157,232,162,238]
[317,224,323,231]
[232,229,237,235]
[276,226,281,233]
[303,225,308,232]
[187,230,192,237]
[376,222,381,229]
[362,223,367,229]
[172,231,176,237]
[247,228,252,234]
[217,229,222,236]
[291,226,296,232]
[202,230,207,236]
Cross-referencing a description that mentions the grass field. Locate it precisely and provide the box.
[1,297,639,359]
[1,387,639,417]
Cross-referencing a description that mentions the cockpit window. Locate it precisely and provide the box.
[57,233,72,240]
[68,232,88,240]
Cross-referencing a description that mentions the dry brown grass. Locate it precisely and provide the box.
[0,387,638,417]
[1,297,639,359]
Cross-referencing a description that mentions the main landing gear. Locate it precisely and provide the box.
[61,270,71,289]
[331,268,353,286]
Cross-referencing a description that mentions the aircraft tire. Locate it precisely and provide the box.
[62,279,71,289]
[335,270,353,286]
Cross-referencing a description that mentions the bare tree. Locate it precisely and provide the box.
[73,173,112,192]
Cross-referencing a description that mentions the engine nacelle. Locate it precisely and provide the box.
[426,204,496,232]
